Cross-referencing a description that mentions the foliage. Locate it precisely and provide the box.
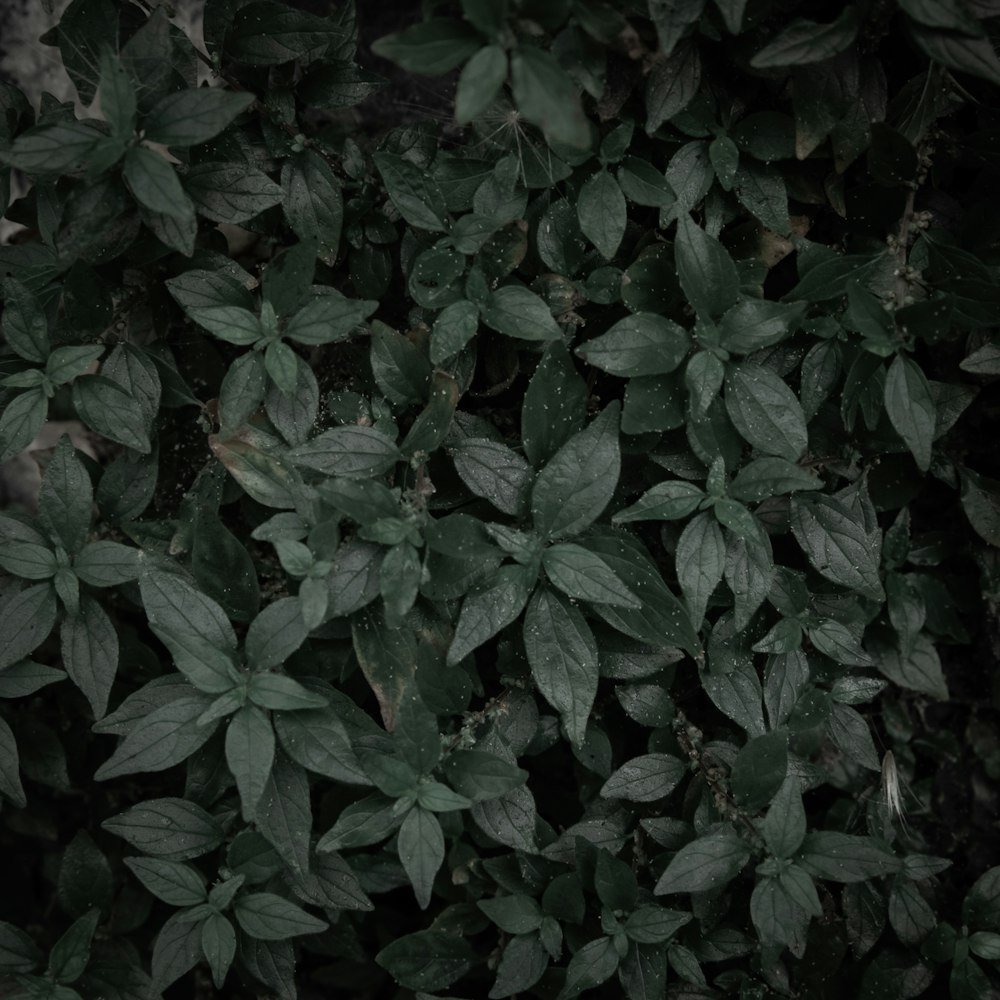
[1,0,1000,997]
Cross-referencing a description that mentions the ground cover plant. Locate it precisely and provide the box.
[1,0,1000,997]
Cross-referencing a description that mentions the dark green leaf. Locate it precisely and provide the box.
[577,313,688,376]
[531,403,620,540]
[884,355,936,472]
[655,825,751,894]
[724,363,808,462]
[102,798,225,860]
[578,170,626,260]
[751,6,860,68]
[675,215,739,319]
[524,587,599,747]
[481,285,562,341]
[372,18,480,75]
[144,88,253,146]
[184,162,284,224]
[233,892,328,940]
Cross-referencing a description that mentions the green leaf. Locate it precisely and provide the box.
[0,121,104,174]
[0,582,58,671]
[245,598,308,670]
[559,936,620,999]
[123,146,191,221]
[124,857,207,906]
[646,42,702,133]
[430,299,480,363]
[226,704,275,820]
[875,633,948,700]
[449,564,535,665]
[577,313,689,377]
[0,388,47,463]
[729,457,822,502]
[676,511,725,630]
[2,277,49,362]
[490,932,549,997]
[481,284,562,341]
[143,88,254,146]
[618,156,676,209]
[510,44,590,150]
[58,595,118,719]
[734,161,790,234]
[184,161,284,223]
[95,695,215,780]
[521,343,587,470]
[730,731,788,810]
[200,912,236,989]
[248,674,327,712]
[542,543,641,608]
[524,587,599,747]
[289,425,400,478]
[761,777,807,858]
[585,533,700,655]
[233,892,328,940]
[398,806,444,909]
[0,536,55,580]
[456,45,508,123]
[655,825,752,894]
[478,894,544,935]
[139,571,238,692]
[102,797,225,860]
[151,910,203,993]
[648,0,706,57]
[281,150,344,264]
[724,362,808,462]
[750,6,860,68]
[372,18,481,75]
[225,0,348,65]
[704,660,766,735]
[373,151,449,232]
[71,376,151,453]
[531,403,620,541]
[274,703,367,784]
[961,469,1000,546]
[48,909,99,985]
[600,753,686,802]
[376,929,476,992]
[613,480,705,523]
[285,293,374,345]
[790,494,883,600]
[36,436,92,554]
[0,715,25,808]
[443,750,528,802]
[675,214,739,319]
[908,21,1000,86]
[317,793,403,851]
[451,438,533,516]
[798,832,901,883]
[0,659,65,698]
[578,170,627,260]
[884,355,936,472]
